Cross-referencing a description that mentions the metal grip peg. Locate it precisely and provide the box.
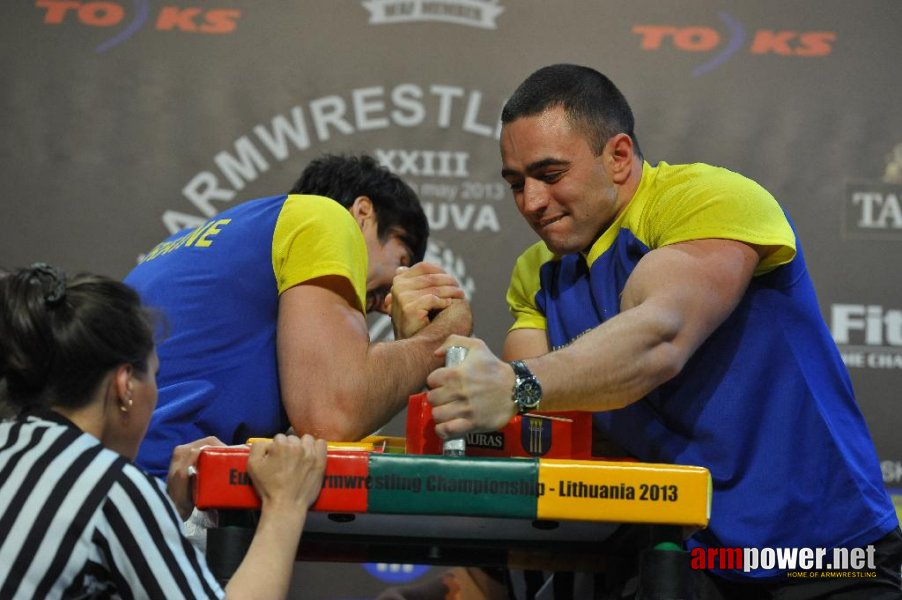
[442,346,468,457]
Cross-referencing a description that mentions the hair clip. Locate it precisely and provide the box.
[29,262,67,306]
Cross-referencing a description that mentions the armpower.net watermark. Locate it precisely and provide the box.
[691,545,878,578]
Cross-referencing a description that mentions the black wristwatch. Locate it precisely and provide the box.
[510,360,542,414]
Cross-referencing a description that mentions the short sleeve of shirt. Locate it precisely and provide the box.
[507,242,554,331]
[271,194,368,311]
[636,163,797,275]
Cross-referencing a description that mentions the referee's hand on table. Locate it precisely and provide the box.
[247,433,328,513]
[167,436,226,521]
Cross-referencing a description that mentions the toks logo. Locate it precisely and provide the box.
[35,0,241,52]
[632,14,835,76]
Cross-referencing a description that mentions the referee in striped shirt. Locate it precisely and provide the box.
[0,263,327,599]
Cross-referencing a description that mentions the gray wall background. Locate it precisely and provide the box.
[3,1,901,596]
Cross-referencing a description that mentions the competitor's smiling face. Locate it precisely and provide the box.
[500,106,627,255]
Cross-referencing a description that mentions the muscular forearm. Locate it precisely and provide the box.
[357,331,456,433]
[355,301,472,438]
[520,240,758,414]
[291,300,472,440]
[425,305,685,441]
[526,301,686,413]
[429,240,758,439]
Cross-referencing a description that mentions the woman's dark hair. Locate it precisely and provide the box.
[0,263,155,413]
[501,63,643,159]
[288,154,429,263]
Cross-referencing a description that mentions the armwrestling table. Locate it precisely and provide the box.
[193,400,711,598]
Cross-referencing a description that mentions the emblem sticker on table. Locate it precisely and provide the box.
[520,415,552,456]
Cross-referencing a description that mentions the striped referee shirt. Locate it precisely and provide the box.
[0,409,224,599]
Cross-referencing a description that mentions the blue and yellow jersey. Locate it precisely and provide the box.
[507,162,896,579]
[126,194,367,478]
[508,161,796,345]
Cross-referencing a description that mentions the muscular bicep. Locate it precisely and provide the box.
[502,328,550,361]
[620,238,761,360]
[277,275,369,437]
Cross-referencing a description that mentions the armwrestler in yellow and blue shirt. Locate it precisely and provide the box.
[127,155,472,485]
[126,194,367,478]
[507,160,897,581]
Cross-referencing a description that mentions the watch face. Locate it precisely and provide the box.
[511,360,542,412]
[517,378,542,409]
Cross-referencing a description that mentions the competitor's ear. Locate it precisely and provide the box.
[350,196,375,229]
[606,133,635,185]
